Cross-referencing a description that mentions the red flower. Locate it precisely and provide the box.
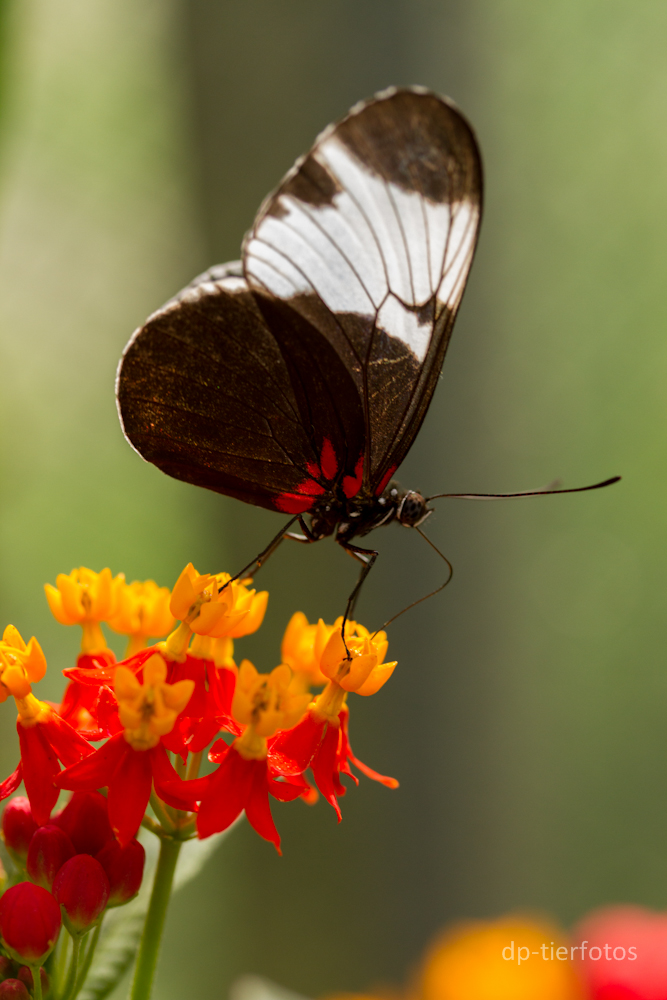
[193,739,309,852]
[96,838,145,906]
[160,656,238,760]
[0,883,61,964]
[1,797,38,865]
[54,732,196,846]
[53,855,110,933]
[271,705,397,821]
[0,708,94,826]
[53,790,114,856]
[26,825,75,890]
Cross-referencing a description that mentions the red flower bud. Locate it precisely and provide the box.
[0,981,30,999]
[0,956,13,980]
[0,883,61,963]
[96,837,145,906]
[26,825,75,891]
[2,798,38,865]
[53,855,109,933]
[54,792,113,856]
[17,967,49,997]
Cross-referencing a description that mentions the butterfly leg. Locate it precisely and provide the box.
[223,515,301,587]
[284,516,322,544]
[339,542,379,653]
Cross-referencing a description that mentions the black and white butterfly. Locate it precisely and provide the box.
[117,87,618,618]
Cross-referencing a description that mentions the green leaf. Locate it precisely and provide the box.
[77,830,230,1000]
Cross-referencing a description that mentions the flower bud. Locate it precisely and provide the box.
[26,825,75,891]
[0,883,61,963]
[17,967,49,997]
[1,798,38,865]
[53,855,109,933]
[54,792,113,857]
[0,957,13,981]
[0,981,30,999]
[96,838,145,906]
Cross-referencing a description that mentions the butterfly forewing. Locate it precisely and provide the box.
[243,87,482,492]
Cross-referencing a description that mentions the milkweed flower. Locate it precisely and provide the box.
[44,567,121,654]
[166,564,267,656]
[271,615,398,819]
[0,627,46,702]
[186,660,312,850]
[0,883,61,965]
[0,627,92,824]
[107,577,175,656]
[281,612,328,689]
[55,652,195,845]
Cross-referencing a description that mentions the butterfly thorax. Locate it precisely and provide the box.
[309,482,432,543]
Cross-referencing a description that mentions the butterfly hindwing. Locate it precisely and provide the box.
[118,266,366,512]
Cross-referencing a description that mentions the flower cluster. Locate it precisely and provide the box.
[0,792,144,997]
[1,562,398,863]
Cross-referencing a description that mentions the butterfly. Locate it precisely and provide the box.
[116,87,618,621]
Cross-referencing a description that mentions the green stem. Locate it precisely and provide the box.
[31,963,43,1000]
[71,922,101,998]
[60,934,81,1000]
[129,835,181,1000]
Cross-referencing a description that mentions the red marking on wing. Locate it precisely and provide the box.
[275,477,327,514]
[375,465,397,496]
[306,460,321,478]
[275,493,317,514]
[342,455,364,499]
[320,438,338,480]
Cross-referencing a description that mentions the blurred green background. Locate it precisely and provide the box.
[0,0,665,997]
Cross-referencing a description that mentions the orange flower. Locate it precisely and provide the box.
[107,578,175,656]
[0,626,46,702]
[45,567,121,653]
[417,916,583,1000]
[115,653,194,751]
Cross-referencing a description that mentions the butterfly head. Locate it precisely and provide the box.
[396,490,432,529]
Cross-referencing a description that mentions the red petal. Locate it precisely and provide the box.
[267,771,309,802]
[188,716,222,754]
[55,731,127,791]
[196,745,254,839]
[269,712,325,775]
[340,713,398,789]
[108,745,152,846]
[96,686,122,737]
[208,738,231,764]
[41,714,93,767]
[346,748,399,789]
[0,762,23,801]
[311,724,344,822]
[18,724,59,826]
[245,760,281,852]
[168,656,205,717]
[151,745,200,812]
[209,663,236,716]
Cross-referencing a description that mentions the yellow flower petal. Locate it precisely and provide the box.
[354,661,396,696]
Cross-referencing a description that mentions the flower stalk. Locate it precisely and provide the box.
[129,834,182,1000]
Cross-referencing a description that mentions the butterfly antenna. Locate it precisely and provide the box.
[426,475,620,502]
[372,527,453,638]
[220,515,299,592]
